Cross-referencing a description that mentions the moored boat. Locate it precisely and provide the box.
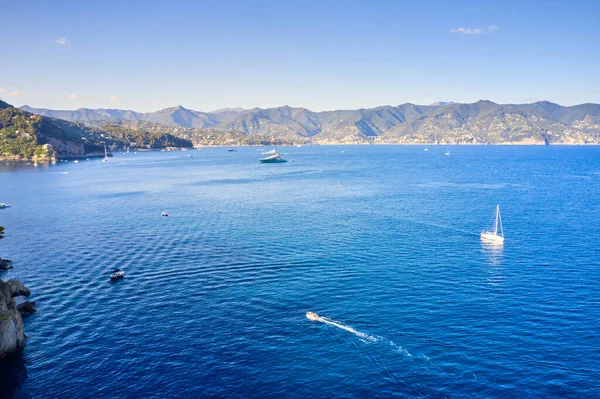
[110,269,125,280]
[260,153,288,163]
[0,203,11,209]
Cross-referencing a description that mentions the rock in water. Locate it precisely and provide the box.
[0,258,13,271]
[17,301,36,315]
[0,279,31,357]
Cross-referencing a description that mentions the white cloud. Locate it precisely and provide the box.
[67,94,80,99]
[6,90,31,97]
[451,26,499,35]
[109,96,118,103]
[56,38,68,45]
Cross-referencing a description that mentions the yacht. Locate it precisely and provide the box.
[260,153,288,163]
[110,269,125,280]
[306,312,319,321]
[481,205,504,244]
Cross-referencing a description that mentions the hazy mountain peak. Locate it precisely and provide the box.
[429,101,455,106]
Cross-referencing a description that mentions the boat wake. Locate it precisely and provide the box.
[308,313,413,357]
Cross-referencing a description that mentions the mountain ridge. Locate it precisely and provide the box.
[19,100,600,145]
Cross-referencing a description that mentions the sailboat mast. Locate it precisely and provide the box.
[493,205,499,234]
[497,206,504,237]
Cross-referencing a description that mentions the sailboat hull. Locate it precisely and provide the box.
[480,232,504,243]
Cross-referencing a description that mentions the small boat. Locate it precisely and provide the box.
[306,312,319,321]
[162,212,169,217]
[424,148,429,152]
[188,154,193,158]
[480,205,504,244]
[73,160,79,163]
[445,149,450,156]
[102,145,109,162]
[261,149,278,156]
[0,203,11,209]
[228,149,236,152]
[110,269,125,280]
[260,153,288,163]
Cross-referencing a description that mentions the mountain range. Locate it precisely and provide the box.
[20,101,600,145]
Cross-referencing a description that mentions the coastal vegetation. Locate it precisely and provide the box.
[0,100,192,160]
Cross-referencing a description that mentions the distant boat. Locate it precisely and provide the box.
[102,145,108,162]
[424,148,429,152]
[188,154,193,158]
[262,149,278,156]
[0,203,11,209]
[73,160,79,163]
[162,212,169,217]
[445,149,450,156]
[228,149,236,152]
[306,312,319,321]
[110,269,125,280]
[260,152,288,163]
[481,205,504,244]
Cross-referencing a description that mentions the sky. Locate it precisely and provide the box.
[1,0,599,112]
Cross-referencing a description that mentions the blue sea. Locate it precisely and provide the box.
[0,146,599,398]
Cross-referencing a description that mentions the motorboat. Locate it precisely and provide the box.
[228,149,237,152]
[162,212,169,217]
[481,205,504,244]
[260,152,288,163]
[306,312,319,321]
[0,203,11,209]
[110,269,125,280]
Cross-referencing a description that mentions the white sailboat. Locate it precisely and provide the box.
[102,145,108,162]
[480,205,504,244]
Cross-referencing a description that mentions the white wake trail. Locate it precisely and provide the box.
[318,316,379,343]
[313,315,413,357]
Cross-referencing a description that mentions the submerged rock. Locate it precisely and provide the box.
[0,279,31,358]
[0,259,12,271]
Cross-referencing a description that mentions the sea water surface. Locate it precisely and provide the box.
[0,146,599,398]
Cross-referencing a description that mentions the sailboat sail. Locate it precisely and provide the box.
[481,205,504,243]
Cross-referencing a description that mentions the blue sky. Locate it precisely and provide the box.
[1,0,599,111]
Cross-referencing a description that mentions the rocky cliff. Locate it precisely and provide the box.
[0,280,31,357]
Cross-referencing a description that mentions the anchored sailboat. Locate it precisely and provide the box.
[480,205,504,244]
[102,145,108,162]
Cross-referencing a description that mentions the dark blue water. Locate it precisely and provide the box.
[1,146,599,398]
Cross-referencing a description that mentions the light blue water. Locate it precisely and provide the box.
[1,146,599,398]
